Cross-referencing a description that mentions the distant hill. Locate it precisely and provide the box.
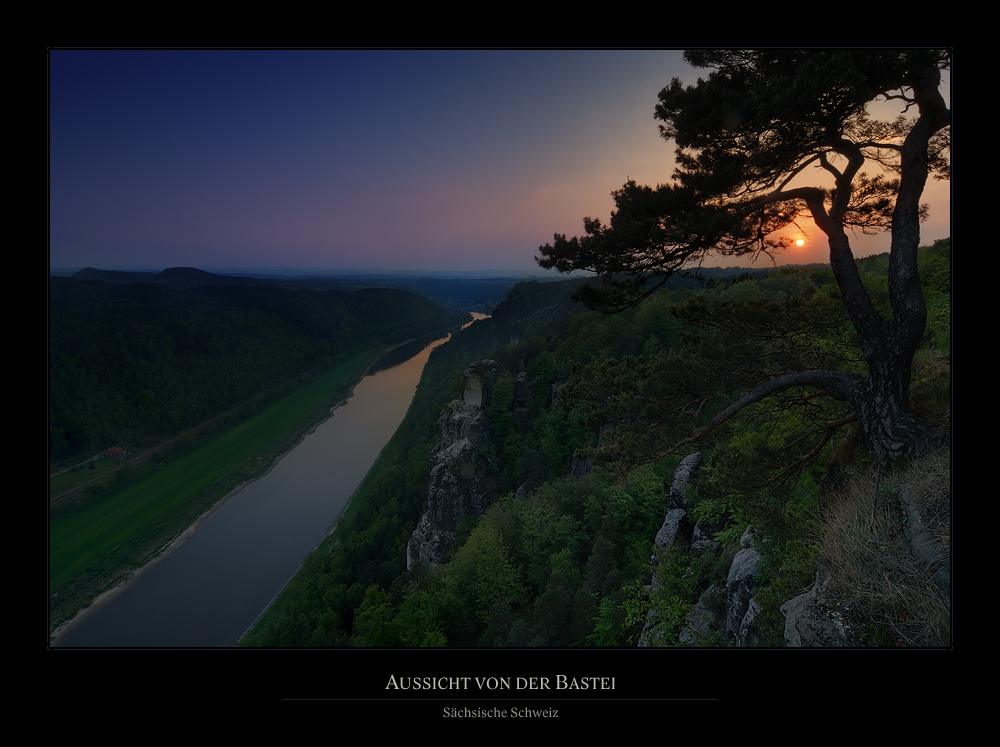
[72,266,274,289]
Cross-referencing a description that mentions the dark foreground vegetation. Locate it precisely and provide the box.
[241,238,950,647]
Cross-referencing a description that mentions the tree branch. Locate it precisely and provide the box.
[628,369,862,467]
[695,369,858,440]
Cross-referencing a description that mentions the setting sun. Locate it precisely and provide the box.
[796,239,805,246]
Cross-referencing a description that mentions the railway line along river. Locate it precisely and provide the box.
[52,316,484,647]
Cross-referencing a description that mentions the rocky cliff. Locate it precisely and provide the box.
[641,448,951,647]
[407,361,502,569]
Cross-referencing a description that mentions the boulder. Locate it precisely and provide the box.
[780,561,858,647]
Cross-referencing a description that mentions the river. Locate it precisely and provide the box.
[53,316,485,647]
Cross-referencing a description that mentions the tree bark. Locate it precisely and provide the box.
[852,355,944,464]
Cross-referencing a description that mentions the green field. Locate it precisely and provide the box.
[49,348,383,592]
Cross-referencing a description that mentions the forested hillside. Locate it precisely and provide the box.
[49,274,467,467]
[241,238,950,648]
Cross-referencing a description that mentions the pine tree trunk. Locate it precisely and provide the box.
[851,352,941,466]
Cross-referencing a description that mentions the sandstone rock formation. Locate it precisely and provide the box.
[780,560,858,647]
[649,452,703,577]
[725,526,762,646]
[640,452,702,647]
[407,361,501,569]
[641,452,768,647]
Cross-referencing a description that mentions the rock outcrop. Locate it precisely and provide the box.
[725,527,762,646]
[649,452,703,574]
[407,361,501,569]
[640,452,768,647]
[898,481,951,595]
[780,560,858,647]
[640,452,702,647]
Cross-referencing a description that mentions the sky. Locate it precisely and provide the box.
[48,48,951,275]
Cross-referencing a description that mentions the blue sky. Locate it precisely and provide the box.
[48,48,950,274]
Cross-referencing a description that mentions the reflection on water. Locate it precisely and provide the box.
[366,331,450,375]
[369,312,487,374]
[53,327,467,648]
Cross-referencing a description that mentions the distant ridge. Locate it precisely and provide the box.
[63,263,836,310]
[72,266,269,289]
[159,267,253,285]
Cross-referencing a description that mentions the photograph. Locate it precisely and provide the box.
[47,46,952,715]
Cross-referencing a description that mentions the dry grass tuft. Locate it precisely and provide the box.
[818,448,950,647]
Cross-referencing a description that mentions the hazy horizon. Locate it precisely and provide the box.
[49,248,906,279]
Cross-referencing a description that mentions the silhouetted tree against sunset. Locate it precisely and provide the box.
[538,49,950,467]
